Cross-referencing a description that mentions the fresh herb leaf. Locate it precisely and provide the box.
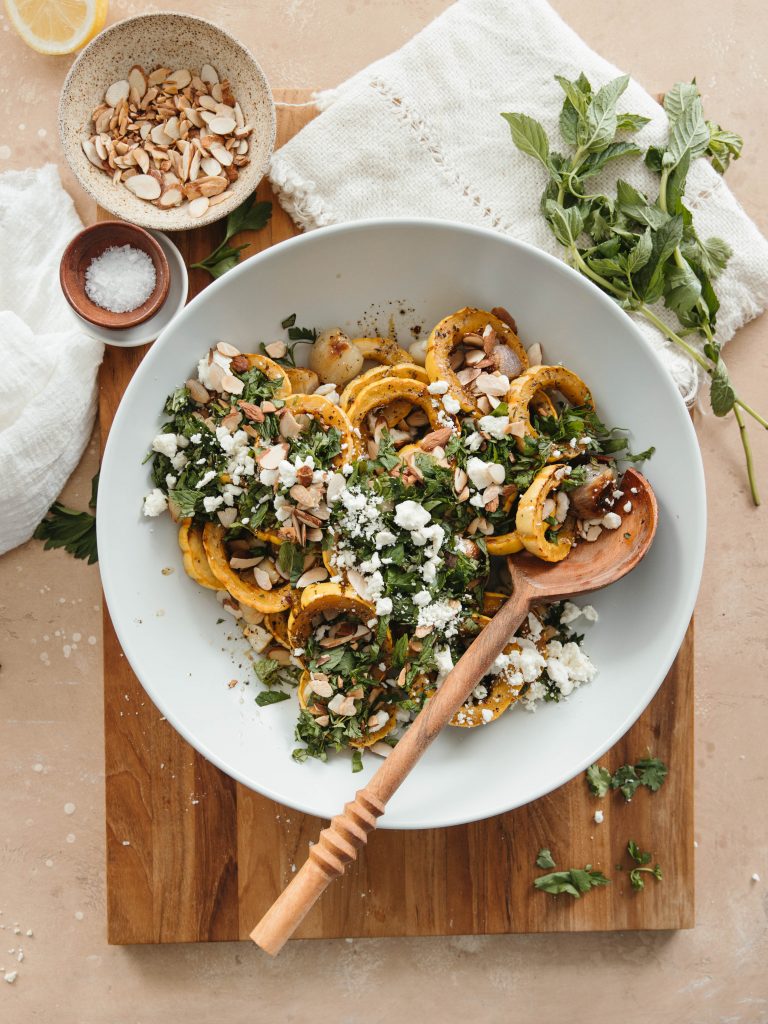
[626,841,663,891]
[281,313,297,329]
[705,121,743,174]
[351,749,364,773]
[34,487,98,565]
[534,866,610,899]
[287,325,318,342]
[586,763,612,798]
[277,542,306,585]
[627,839,652,865]
[536,848,556,869]
[255,689,291,706]
[635,757,669,792]
[168,487,204,519]
[501,112,553,173]
[254,657,301,690]
[190,197,272,278]
[710,359,736,416]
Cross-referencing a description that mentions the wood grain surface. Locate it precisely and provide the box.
[99,90,694,944]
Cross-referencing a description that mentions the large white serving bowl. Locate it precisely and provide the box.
[98,218,705,829]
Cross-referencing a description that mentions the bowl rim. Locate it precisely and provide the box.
[58,10,277,232]
[98,216,706,829]
[59,219,170,328]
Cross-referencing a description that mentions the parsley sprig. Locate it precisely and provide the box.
[587,756,668,800]
[503,74,765,504]
[190,195,272,279]
[534,865,610,899]
[34,472,99,565]
[626,840,664,891]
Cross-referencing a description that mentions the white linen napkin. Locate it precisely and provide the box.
[0,164,103,557]
[269,0,768,403]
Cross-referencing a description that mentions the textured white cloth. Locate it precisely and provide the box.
[0,164,103,556]
[269,0,768,402]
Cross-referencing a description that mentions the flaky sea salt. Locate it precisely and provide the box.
[85,244,156,313]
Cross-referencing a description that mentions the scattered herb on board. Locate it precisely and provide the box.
[534,866,610,899]
[33,471,99,564]
[586,756,668,800]
[502,75,767,505]
[190,196,272,278]
[536,848,557,869]
[626,840,664,891]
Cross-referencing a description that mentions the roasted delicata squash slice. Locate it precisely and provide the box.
[264,611,292,650]
[506,365,594,456]
[178,518,221,590]
[483,483,524,556]
[482,591,510,615]
[202,523,292,612]
[339,362,429,411]
[425,307,529,414]
[239,353,293,398]
[450,615,524,728]
[283,393,359,464]
[351,336,413,366]
[284,366,320,395]
[287,582,377,649]
[515,464,575,562]
[347,377,446,447]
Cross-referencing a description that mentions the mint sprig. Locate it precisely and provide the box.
[503,74,765,505]
[191,196,272,279]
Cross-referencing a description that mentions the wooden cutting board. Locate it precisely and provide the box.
[99,89,694,944]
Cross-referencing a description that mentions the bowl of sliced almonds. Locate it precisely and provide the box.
[58,12,276,230]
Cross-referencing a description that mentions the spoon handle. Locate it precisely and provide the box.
[250,582,534,955]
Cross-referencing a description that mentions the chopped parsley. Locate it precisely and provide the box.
[586,757,668,800]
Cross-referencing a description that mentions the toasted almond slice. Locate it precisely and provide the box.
[127,64,147,101]
[148,66,171,86]
[93,136,108,161]
[296,566,330,589]
[133,147,149,173]
[185,106,204,128]
[124,174,162,200]
[217,341,241,357]
[157,184,183,208]
[200,156,222,176]
[81,137,105,169]
[150,123,173,146]
[139,122,151,141]
[199,94,218,111]
[94,107,114,134]
[196,174,228,197]
[253,567,273,591]
[211,82,224,102]
[234,101,245,129]
[209,115,236,135]
[210,142,233,167]
[221,374,245,395]
[207,191,230,207]
[199,109,217,125]
[105,80,130,107]
[164,115,181,141]
[259,443,289,470]
[189,148,201,182]
[168,69,192,89]
[237,139,249,155]
[201,63,220,85]
[187,195,210,219]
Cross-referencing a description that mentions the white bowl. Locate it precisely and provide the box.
[68,229,188,347]
[98,219,705,829]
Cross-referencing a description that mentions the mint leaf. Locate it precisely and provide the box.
[706,121,743,174]
[616,112,651,133]
[580,74,629,152]
[710,359,736,416]
[351,749,364,773]
[501,113,553,173]
[168,487,203,519]
[579,141,641,179]
[625,228,653,274]
[255,690,291,706]
[664,259,702,317]
[667,91,709,168]
[536,848,556,869]
[544,199,584,246]
[535,867,610,899]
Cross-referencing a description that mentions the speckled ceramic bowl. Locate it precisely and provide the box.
[58,12,275,231]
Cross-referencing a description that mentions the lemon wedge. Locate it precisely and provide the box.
[4,0,108,55]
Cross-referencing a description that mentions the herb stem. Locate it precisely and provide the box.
[735,397,768,431]
[734,405,761,506]
[635,306,712,373]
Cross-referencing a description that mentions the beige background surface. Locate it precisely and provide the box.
[1,1,766,1020]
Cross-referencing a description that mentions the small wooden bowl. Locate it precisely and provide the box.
[60,221,170,330]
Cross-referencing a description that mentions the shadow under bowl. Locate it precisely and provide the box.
[60,220,170,329]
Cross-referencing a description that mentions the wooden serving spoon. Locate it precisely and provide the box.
[251,467,658,955]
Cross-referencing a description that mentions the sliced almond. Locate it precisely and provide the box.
[209,115,236,135]
[211,82,224,103]
[167,69,192,90]
[195,174,228,197]
[123,173,162,200]
[157,184,183,208]
[200,156,222,176]
[200,63,220,85]
[221,373,244,395]
[296,566,330,589]
[148,66,171,86]
[209,142,233,167]
[164,115,181,141]
[128,65,147,101]
[187,195,210,219]
[150,123,173,146]
[81,137,105,169]
[105,80,130,107]
[207,191,230,208]
[258,443,289,470]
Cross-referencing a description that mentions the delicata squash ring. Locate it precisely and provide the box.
[287,582,377,650]
[202,523,292,613]
[425,307,529,414]
[239,353,292,398]
[339,362,429,411]
[284,366,320,395]
[515,464,575,563]
[351,336,413,366]
[506,365,593,456]
[450,615,524,728]
[283,393,359,464]
[264,611,292,650]
[178,519,221,591]
[347,377,446,441]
